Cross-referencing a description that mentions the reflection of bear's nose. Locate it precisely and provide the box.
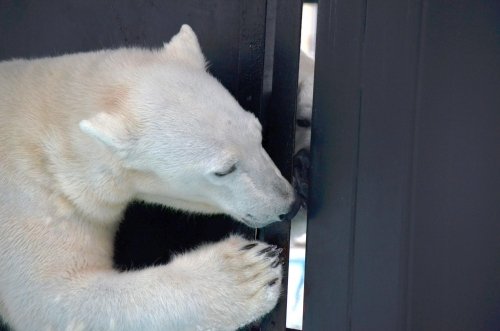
[293,148,310,203]
[279,194,302,221]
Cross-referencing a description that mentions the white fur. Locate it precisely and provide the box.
[295,51,314,154]
[0,25,295,331]
[289,51,315,245]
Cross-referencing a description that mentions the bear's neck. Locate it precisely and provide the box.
[40,127,135,225]
[1,54,137,225]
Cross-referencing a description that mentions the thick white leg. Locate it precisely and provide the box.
[4,235,282,331]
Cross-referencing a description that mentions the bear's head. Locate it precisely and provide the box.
[80,25,300,228]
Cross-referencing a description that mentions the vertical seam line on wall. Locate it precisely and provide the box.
[347,0,369,329]
[404,0,428,330]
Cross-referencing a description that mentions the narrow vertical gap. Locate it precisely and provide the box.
[257,0,302,329]
[261,0,277,118]
[255,0,277,242]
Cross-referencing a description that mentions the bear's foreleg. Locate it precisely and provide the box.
[5,235,282,331]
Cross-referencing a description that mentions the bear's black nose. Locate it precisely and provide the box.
[279,194,302,221]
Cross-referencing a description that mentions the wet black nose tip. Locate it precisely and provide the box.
[279,195,302,221]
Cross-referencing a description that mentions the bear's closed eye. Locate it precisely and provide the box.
[214,164,237,177]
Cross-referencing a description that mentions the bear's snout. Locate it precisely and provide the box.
[278,193,302,221]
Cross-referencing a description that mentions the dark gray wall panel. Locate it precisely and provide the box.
[349,0,422,330]
[302,0,366,329]
[409,1,500,330]
[0,0,241,94]
[304,0,500,330]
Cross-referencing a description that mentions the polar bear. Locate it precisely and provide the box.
[295,51,315,157]
[0,25,300,331]
[290,51,314,244]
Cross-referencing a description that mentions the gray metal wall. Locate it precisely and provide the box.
[304,0,500,330]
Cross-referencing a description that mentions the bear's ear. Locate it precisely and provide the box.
[162,24,207,70]
[79,112,131,156]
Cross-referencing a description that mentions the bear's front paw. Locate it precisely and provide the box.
[217,235,283,322]
[174,235,283,330]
